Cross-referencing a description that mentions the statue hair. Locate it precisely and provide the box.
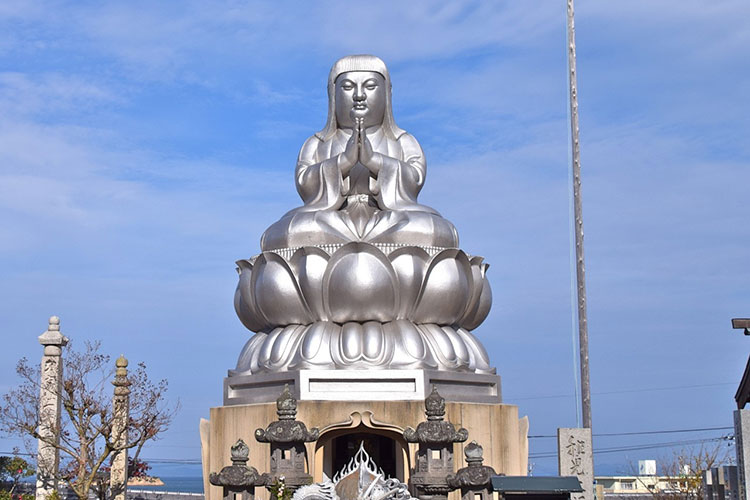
[315,54,406,142]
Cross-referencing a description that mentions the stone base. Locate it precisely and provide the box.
[201,399,528,500]
[224,369,502,405]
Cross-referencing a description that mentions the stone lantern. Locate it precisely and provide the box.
[255,385,320,491]
[447,441,497,500]
[209,439,268,500]
[403,387,468,500]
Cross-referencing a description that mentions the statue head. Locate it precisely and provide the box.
[316,54,405,141]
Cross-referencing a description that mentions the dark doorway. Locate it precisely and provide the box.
[331,432,397,479]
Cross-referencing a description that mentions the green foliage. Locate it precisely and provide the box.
[0,490,34,500]
[3,457,34,482]
[0,454,34,496]
[269,476,292,500]
[45,491,62,500]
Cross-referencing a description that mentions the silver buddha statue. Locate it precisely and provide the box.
[261,55,457,251]
[233,55,495,378]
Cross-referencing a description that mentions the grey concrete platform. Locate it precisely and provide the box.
[224,369,501,405]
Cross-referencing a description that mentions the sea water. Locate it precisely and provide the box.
[131,477,204,494]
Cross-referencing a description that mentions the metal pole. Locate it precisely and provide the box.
[566,0,592,429]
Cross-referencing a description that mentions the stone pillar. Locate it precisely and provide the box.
[446,441,497,500]
[36,316,68,500]
[403,386,468,500]
[558,428,593,500]
[254,385,318,491]
[109,356,131,500]
[210,439,268,500]
[735,410,750,500]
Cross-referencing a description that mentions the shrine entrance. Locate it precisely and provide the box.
[332,432,397,479]
[315,423,410,482]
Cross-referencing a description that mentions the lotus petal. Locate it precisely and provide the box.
[233,332,268,375]
[362,320,389,363]
[441,325,471,368]
[256,326,285,371]
[290,321,338,369]
[234,260,268,332]
[323,243,399,323]
[290,247,330,321]
[461,257,485,321]
[417,323,461,369]
[386,320,437,369]
[252,253,313,326]
[411,249,472,324]
[455,327,495,374]
[338,322,363,363]
[269,324,306,366]
[234,284,264,333]
[389,247,430,319]
[461,275,492,330]
[459,259,492,330]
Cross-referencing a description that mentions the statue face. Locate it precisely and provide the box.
[334,71,386,129]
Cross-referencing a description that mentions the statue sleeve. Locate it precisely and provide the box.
[294,136,344,211]
[398,133,426,188]
[376,133,433,212]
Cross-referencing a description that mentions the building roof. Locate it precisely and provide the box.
[735,354,750,409]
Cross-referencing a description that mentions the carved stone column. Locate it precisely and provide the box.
[210,439,268,500]
[110,356,131,500]
[255,385,319,491]
[36,316,68,500]
[446,441,497,500]
[403,387,468,500]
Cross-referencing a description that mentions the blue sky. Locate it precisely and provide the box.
[1,1,748,477]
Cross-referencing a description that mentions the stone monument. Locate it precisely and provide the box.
[110,356,131,500]
[557,429,593,500]
[36,316,68,500]
[202,55,528,500]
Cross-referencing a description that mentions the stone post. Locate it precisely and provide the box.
[36,316,68,500]
[254,385,318,491]
[558,428,593,500]
[210,439,268,500]
[403,386,468,500]
[446,441,497,500]
[735,410,750,500]
[109,355,131,500]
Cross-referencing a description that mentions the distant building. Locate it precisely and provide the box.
[638,460,656,476]
[596,474,685,498]
[596,465,739,500]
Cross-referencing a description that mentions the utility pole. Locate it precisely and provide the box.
[566,0,592,429]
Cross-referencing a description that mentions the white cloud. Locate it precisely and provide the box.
[0,72,119,117]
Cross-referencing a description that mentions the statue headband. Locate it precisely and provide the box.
[328,55,389,86]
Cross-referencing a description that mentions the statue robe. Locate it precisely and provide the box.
[260,127,459,251]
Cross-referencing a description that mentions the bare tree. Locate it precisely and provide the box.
[0,341,178,500]
[628,441,733,500]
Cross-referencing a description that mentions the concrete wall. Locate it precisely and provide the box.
[202,400,527,500]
